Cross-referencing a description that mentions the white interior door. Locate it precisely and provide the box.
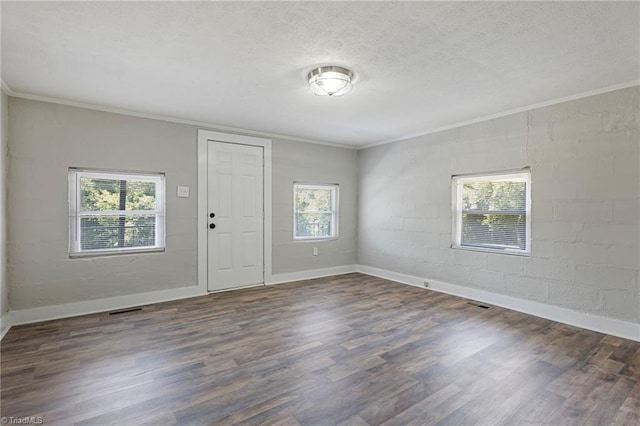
[207,141,264,291]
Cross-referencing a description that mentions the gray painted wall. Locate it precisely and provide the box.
[358,86,640,323]
[6,87,638,325]
[273,139,357,273]
[7,98,357,310]
[1,90,8,316]
[8,99,198,310]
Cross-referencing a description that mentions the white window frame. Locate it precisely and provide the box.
[452,169,531,256]
[293,183,339,241]
[69,168,166,257]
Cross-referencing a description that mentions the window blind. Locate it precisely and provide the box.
[453,171,530,254]
[69,169,165,255]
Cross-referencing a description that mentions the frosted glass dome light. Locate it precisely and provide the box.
[307,66,353,97]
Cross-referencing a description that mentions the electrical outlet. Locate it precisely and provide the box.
[176,186,190,198]
[423,281,429,288]
[312,247,319,256]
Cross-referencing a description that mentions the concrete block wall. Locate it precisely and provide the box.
[3,87,638,327]
[272,139,358,274]
[7,99,200,310]
[358,86,640,323]
[1,90,8,318]
[7,98,358,310]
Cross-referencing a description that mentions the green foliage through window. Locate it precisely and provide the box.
[294,184,338,239]
[70,170,165,255]
[462,181,526,212]
[80,178,157,211]
[454,172,530,253]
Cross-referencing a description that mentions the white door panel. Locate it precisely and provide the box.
[207,142,264,291]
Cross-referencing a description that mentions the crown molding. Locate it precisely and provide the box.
[361,80,640,150]
[6,90,358,150]
[5,80,638,151]
[1,80,13,96]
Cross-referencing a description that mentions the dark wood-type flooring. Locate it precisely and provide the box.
[2,273,640,425]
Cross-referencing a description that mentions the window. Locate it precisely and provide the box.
[69,169,165,256]
[452,170,530,255]
[294,183,339,240]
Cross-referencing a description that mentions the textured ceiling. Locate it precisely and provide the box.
[2,1,638,147]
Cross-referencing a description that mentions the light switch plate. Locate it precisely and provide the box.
[177,186,190,198]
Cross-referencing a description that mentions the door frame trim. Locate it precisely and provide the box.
[197,130,272,293]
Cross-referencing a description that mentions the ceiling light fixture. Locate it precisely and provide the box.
[307,66,353,97]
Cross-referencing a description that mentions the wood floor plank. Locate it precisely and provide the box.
[2,273,639,425]
[499,389,566,425]
[583,375,637,425]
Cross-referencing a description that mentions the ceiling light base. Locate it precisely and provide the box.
[307,66,353,97]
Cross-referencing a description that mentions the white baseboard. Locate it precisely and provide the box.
[356,264,640,342]
[0,311,11,340]
[3,265,637,343]
[268,264,357,285]
[0,265,359,341]
[1,265,358,338]
[7,285,206,332]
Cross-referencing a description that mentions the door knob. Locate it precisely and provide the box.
[209,213,215,218]
[209,223,216,229]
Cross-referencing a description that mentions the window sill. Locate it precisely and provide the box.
[293,237,339,242]
[451,245,530,257]
[69,247,165,259]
